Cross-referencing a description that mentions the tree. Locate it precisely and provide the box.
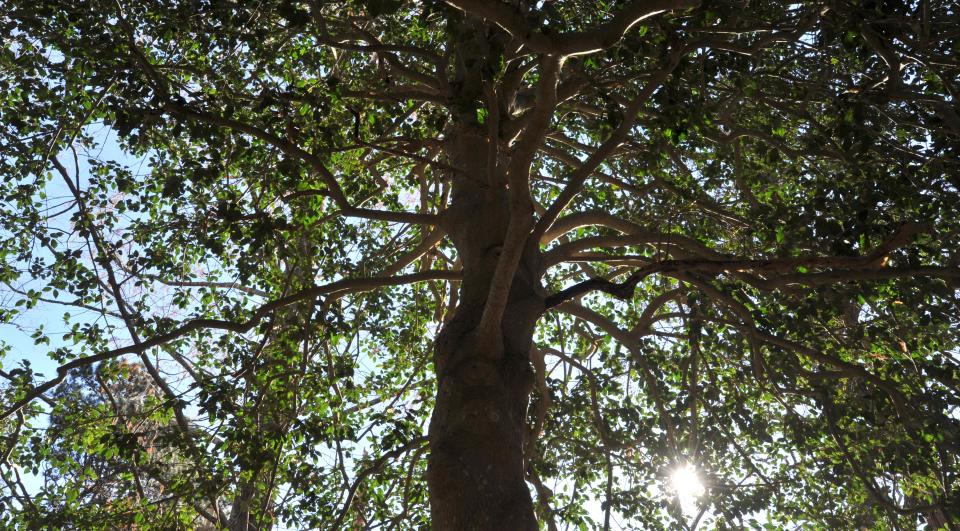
[17,361,210,529]
[0,0,958,529]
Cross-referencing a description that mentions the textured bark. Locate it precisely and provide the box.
[427,124,544,529]
[427,300,540,530]
[228,478,261,531]
[426,250,543,530]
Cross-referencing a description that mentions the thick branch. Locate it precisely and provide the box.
[545,257,956,309]
[477,56,562,337]
[445,0,700,56]
[544,222,939,307]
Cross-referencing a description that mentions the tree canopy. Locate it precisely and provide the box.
[1,0,959,529]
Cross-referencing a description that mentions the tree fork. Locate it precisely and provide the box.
[427,63,545,524]
[427,191,544,528]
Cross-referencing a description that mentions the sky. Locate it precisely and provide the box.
[0,124,156,494]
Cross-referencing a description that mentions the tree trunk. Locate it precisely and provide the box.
[427,127,543,529]
[230,236,315,530]
[228,477,261,531]
[427,279,542,530]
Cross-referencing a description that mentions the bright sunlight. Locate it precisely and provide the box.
[670,463,706,514]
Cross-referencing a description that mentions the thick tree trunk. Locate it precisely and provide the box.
[427,127,543,529]
[427,281,542,530]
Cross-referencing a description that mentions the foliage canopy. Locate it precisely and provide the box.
[1,0,959,529]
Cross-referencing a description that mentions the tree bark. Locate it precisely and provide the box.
[427,264,543,530]
[427,126,544,530]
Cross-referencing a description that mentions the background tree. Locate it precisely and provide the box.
[1,0,959,529]
[9,361,213,529]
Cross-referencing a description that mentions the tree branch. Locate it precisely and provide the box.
[166,105,441,226]
[477,56,562,337]
[532,54,686,243]
[545,257,956,309]
[445,0,700,56]
[0,270,460,422]
[544,222,941,307]
[331,436,427,530]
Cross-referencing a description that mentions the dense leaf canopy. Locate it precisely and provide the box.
[1,0,959,529]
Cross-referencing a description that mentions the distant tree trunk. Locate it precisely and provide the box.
[228,478,261,531]
[230,235,315,530]
[427,126,543,529]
